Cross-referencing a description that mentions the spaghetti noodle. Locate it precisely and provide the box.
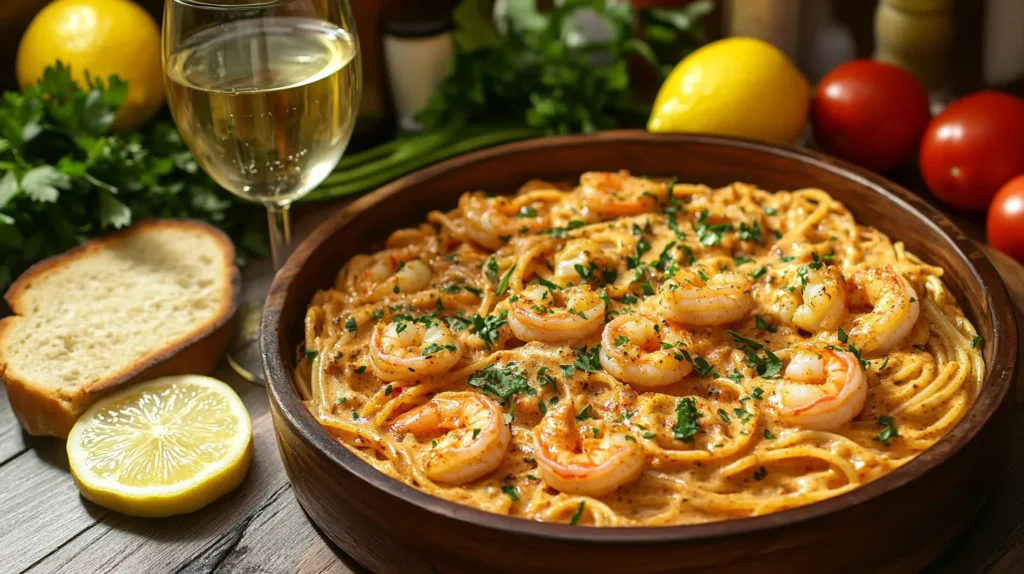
[296,172,983,526]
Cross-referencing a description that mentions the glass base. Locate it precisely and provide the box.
[229,298,267,384]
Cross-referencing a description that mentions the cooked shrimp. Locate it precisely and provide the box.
[347,252,433,300]
[460,192,548,250]
[552,238,618,284]
[369,318,462,381]
[391,392,510,485]
[508,284,606,342]
[653,269,753,326]
[579,171,666,217]
[847,267,920,354]
[775,349,867,431]
[533,401,645,497]
[776,265,848,332]
[599,313,694,388]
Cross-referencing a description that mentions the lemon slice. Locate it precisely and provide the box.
[67,375,252,517]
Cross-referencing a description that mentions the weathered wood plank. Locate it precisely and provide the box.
[21,368,297,574]
[186,488,362,574]
[0,384,29,464]
[0,438,109,573]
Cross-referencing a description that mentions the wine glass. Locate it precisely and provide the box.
[163,0,362,382]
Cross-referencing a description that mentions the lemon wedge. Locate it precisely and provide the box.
[67,375,252,517]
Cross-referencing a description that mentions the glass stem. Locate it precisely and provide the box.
[266,201,292,272]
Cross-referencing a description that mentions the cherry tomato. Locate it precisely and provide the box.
[920,91,1024,211]
[987,175,1024,262]
[812,60,930,172]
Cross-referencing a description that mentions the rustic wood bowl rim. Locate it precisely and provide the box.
[261,130,1016,544]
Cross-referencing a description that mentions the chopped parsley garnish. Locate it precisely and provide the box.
[763,206,778,216]
[470,310,508,348]
[472,428,481,439]
[560,364,576,378]
[575,404,594,421]
[485,256,500,285]
[517,205,538,218]
[717,408,731,424]
[621,294,639,304]
[694,210,733,246]
[654,241,677,272]
[496,264,516,297]
[538,400,548,415]
[763,429,776,440]
[734,255,753,266]
[351,411,359,420]
[642,432,656,439]
[536,277,562,291]
[672,397,702,443]
[728,331,783,377]
[749,266,767,279]
[574,261,598,282]
[384,384,393,396]
[422,343,457,356]
[755,315,777,333]
[738,220,763,243]
[753,466,768,481]
[624,435,636,442]
[573,345,602,372]
[728,370,743,383]
[733,407,754,424]
[536,366,556,387]
[614,335,630,347]
[354,365,367,374]
[874,416,900,445]
[337,397,347,404]
[468,362,531,400]
[371,308,384,319]
[681,245,697,266]
[838,327,849,343]
[780,255,795,262]
[751,387,765,400]
[305,348,317,362]
[569,502,585,526]
[543,219,585,239]
[392,285,400,294]
[627,236,651,269]
[877,358,889,371]
[501,485,520,501]
[971,335,984,349]
[693,356,718,379]
[345,317,358,333]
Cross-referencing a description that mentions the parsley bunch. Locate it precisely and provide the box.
[0,63,267,290]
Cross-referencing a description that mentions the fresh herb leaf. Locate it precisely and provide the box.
[570,501,585,526]
[496,264,516,297]
[501,485,520,501]
[345,317,358,333]
[874,416,900,445]
[672,397,702,443]
[755,315,776,333]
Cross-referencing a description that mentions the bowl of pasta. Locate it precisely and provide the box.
[261,131,1016,574]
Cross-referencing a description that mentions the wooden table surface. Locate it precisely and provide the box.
[3,186,1024,574]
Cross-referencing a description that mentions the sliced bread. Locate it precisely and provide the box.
[0,219,240,437]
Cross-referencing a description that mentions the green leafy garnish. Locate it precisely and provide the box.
[0,63,266,290]
[672,397,702,443]
[874,416,900,445]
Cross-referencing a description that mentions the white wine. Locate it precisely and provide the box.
[166,17,359,204]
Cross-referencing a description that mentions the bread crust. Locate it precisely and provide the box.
[0,219,241,438]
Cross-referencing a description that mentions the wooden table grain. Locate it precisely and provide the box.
[2,192,1024,574]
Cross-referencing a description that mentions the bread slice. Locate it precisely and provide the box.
[0,219,240,438]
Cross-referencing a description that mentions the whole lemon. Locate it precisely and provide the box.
[648,37,810,145]
[17,0,164,132]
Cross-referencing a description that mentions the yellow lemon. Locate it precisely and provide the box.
[67,375,253,518]
[648,37,810,145]
[17,0,164,132]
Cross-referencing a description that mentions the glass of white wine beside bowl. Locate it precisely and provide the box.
[163,0,362,382]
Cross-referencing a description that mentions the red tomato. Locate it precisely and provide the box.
[987,175,1024,262]
[920,91,1024,211]
[812,60,930,172]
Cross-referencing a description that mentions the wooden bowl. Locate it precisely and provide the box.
[261,131,1017,574]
